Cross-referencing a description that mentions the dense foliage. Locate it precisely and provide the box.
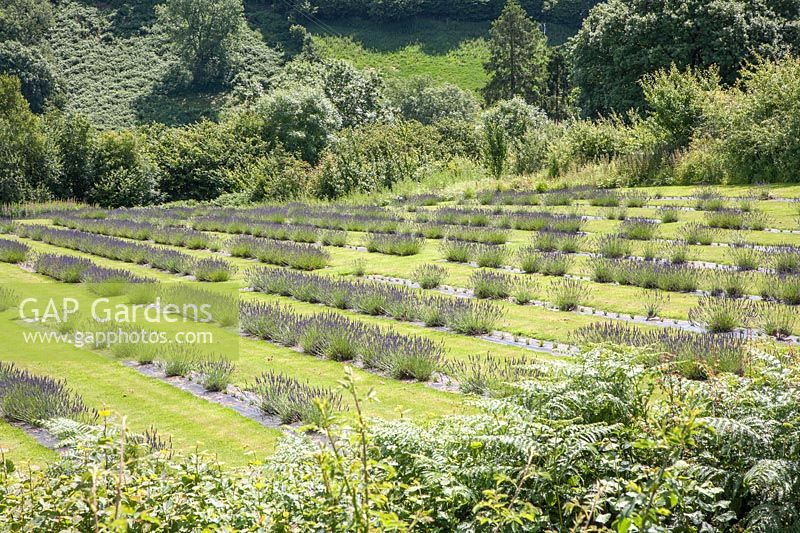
[2,348,799,530]
[571,0,800,115]
[3,0,800,204]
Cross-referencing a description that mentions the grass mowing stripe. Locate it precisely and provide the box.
[0,418,57,466]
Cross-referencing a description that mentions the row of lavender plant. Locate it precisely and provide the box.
[246,268,502,336]
[228,235,329,270]
[16,225,234,282]
[0,362,91,426]
[406,223,510,244]
[32,254,154,284]
[240,301,444,381]
[0,238,29,263]
[590,257,800,304]
[440,239,575,275]
[191,215,347,246]
[363,233,425,256]
[417,207,585,233]
[53,215,214,250]
[572,321,749,378]
[688,296,798,337]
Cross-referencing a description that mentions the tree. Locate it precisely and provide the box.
[640,65,720,149]
[0,0,53,45]
[278,58,389,129]
[483,0,549,105]
[0,41,61,113]
[482,97,550,175]
[156,0,245,86]
[254,85,342,164]
[322,60,387,128]
[45,112,96,200]
[540,46,578,120]
[0,75,59,203]
[150,120,248,202]
[390,76,479,125]
[89,131,160,208]
[571,0,800,116]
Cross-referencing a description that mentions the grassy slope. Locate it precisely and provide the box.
[308,17,576,96]
[49,1,228,129]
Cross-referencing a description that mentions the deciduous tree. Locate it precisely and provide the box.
[156,0,246,86]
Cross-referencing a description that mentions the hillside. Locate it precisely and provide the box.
[45,1,585,128]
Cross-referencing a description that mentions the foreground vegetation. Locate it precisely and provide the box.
[2,346,799,531]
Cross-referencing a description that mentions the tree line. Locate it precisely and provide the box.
[2,0,800,207]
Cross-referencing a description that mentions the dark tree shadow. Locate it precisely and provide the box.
[132,66,224,126]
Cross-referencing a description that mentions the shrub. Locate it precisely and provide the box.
[34,254,91,283]
[228,236,329,270]
[727,242,761,271]
[412,264,447,289]
[532,231,582,253]
[761,274,800,305]
[249,371,341,425]
[443,299,503,336]
[192,258,235,282]
[151,120,247,202]
[717,57,800,184]
[755,302,797,339]
[769,246,800,274]
[623,192,651,208]
[447,354,535,396]
[158,346,197,378]
[364,233,423,256]
[662,240,689,264]
[320,230,347,247]
[572,322,749,376]
[705,209,755,230]
[693,188,726,211]
[470,270,512,299]
[473,244,507,268]
[587,190,620,207]
[246,149,311,202]
[596,235,631,258]
[0,237,27,263]
[641,288,669,320]
[440,239,473,263]
[688,296,754,333]
[657,207,680,223]
[680,223,716,245]
[0,363,88,426]
[0,287,18,311]
[314,121,443,199]
[606,206,627,220]
[618,218,658,240]
[89,130,160,208]
[510,278,538,305]
[195,358,235,392]
[708,270,751,299]
[548,279,589,311]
